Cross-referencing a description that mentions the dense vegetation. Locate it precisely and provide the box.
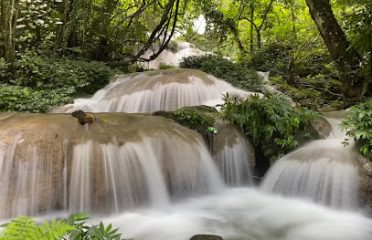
[180,55,262,92]
[342,100,372,161]
[221,94,319,161]
[0,213,123,240]
[0,0,370,112]
[0,0,371,228]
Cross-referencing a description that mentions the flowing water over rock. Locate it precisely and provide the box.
[260,112,363,209]
[212,121,254,186]
[0,113,223,219]
[54,69,256,113]
[2,66,372,239]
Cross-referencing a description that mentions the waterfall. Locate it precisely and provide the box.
[52,69,256,188]
[0,113,223,219]
[213,121,255,186]
[260,112,362,209]
[53,69,256,113]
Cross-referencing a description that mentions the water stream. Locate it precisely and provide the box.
[1,69,371,239]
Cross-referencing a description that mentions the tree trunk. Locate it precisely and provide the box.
[0,0,18,64]
[257,30,261,49]
[249,1,254,52]
[305,0,367,99]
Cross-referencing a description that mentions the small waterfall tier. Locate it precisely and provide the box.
[0,113,223,219]
[54,68,256,113]
[260,139,361,209]
[213,120,255,186]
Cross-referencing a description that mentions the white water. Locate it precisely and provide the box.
[213,122,255,186]
[139,41,207,70]
[100,188,372,240]
[260,113,362,209]
[54,69,256,113]
[0,114,224,219]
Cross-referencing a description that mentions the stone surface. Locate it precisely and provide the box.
[190,234,224,240]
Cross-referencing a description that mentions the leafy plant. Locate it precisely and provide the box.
[221,94,319,161]
[180,55,262,92]
[0,213,124,240]
[0,51,113,112]
[342,100,372,160]
[172,106,216,136]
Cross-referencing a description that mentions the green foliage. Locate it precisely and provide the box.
[159,62,175,70]
[221,94,319,161]
[180,55,262,92]
[0,85,72,112]
[13,51,112,94]
[342,100,372,160]
[0,51,113,112]
[0,216,73,240]
[166,41,179,53]
[248,42,292,76]
[270,74,343,108]
[0,58,11,82]
[15,0,60,52]
[248,41,344,108]
[0,213,123,240]
[172,106,216,135]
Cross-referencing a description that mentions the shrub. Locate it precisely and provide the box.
[0,85,73,112]
[180,55,262,92]
[159,62,174,69]
[342,100,372,160]
[166,41,179,53]
[0,58,11,83]
[0,51,113,112]
[14,51,113,94]
[270,74,343,108]
[172,106,216,135]
[0,213,123,240]
[221,94,319,161]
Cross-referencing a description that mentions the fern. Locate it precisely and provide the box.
[0,213,124,240]
[33,219,74,240]
[0,216,36,240]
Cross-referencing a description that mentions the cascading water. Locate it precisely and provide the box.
[0,113,223,219]
[53,69,256,113]
[212,121,255,186]
[260,112,362,209]
[2,66,372,239]
[52,68,257,187]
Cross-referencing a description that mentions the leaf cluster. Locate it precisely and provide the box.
[0,51,113,112]
[0,213,123,240]
[342,100,372,160]
[180,55,262,92]
[221,94,319,161]
[172,106,217,136]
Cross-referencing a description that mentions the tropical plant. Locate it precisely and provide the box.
[342,100,372,160]
[172,106,216,135]
[0,213,123,240]
[221,93,319,161]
